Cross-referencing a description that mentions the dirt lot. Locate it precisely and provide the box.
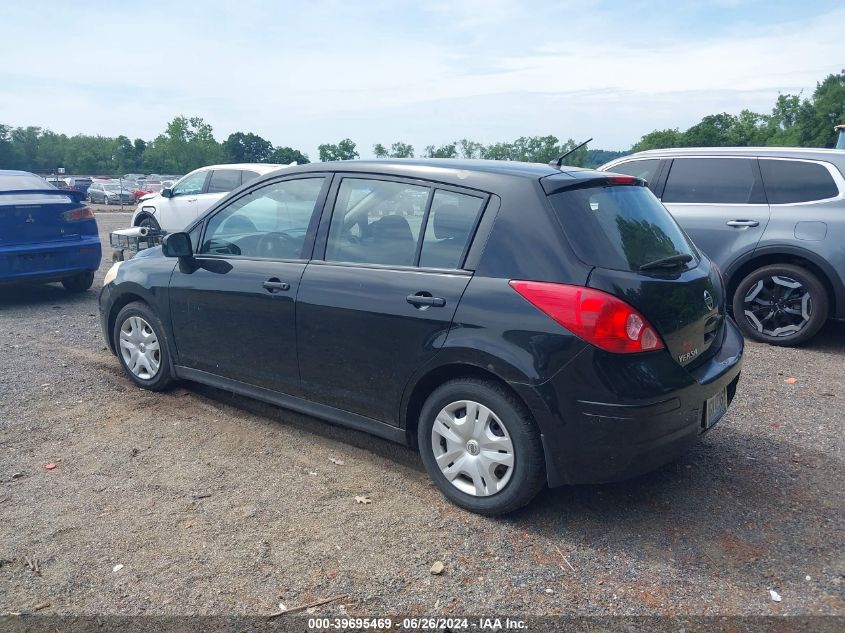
[1,211,843,617]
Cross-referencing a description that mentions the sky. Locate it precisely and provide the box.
[1,0,843,159]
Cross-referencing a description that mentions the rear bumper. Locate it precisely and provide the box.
[0,236,102,284]
[512,317,744,487]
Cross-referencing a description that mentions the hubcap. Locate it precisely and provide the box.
[743,275,811,337]
[430,400,515,497]
[119,315,161,380]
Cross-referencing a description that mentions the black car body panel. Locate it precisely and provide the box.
[100,159,744,496]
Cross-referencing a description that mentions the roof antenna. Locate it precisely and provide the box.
[551,138,592,169]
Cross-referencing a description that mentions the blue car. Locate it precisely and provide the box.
[0,170,102,292]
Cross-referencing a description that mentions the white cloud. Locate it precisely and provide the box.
[0,1,841,157]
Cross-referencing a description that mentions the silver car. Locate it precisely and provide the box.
[600,147,845,346]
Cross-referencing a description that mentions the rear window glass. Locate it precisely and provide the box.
[759,159,839,204]
[0,174,53,191]
[663,158,764,204]
[207,169,242,194]
[548,185,696,272]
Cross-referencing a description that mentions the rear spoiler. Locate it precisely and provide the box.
[540,173,646,196]
[0,189,86,203]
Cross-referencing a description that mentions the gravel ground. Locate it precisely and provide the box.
[1,212,843,617]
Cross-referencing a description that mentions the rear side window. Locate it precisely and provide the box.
[325,178,430,266]
[663,158,764,204]
[419,190,485,269]
[0,174,53,191]
[207,169,242,194]
[548,185,696,272]
[607,159,660,185]
[241,170,260,184]
[759,159,839,204]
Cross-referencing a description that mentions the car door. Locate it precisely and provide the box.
[168,174,331,394]
[659,157,770,268]
[155,169,209,231]
[297,176,488,424]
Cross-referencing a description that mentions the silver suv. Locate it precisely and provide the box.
[600,148,845,345]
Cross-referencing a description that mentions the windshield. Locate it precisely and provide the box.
[0,174,54,191]
[547,185,698,272]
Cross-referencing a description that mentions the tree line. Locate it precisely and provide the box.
[0,71,842,176]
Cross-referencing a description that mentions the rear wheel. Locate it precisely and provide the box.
[62,271,94,292]
[113,301,176,391]
[732,263,828,346]
[418,378,545,515]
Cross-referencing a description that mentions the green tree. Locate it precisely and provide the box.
[425,143,458,158]
[269,146,309,164]
[223,132,274,163]
[797,70,845,147]
[318,138,358,161]
[457,139,484,159]
[631,128,684,152]
[388,141,414,158]
[373,143,389,158]
[144,116,224,173]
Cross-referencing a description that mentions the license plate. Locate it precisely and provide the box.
[705,387,728,429]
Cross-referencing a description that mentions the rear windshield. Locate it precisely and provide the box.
[0,174,54,192]
[548,185,697,272]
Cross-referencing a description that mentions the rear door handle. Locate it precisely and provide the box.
[263,278,290,293]
[726,220,759,227]
[406,293,446,308]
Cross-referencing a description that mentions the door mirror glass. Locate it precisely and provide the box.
[162,232,193,257]
[161,187,173,198]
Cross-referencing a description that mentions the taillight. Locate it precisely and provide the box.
[62,207,95,222]
[509,280,664,353]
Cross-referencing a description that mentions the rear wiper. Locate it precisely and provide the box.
[639,254,693,272]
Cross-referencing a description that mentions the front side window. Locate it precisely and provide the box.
[207,169,242,194]
[325,178,430,266]
[241,170,260,184]
[419,190,485,269]
[759,159,839,204]
[200,177,326,260]
[172,170,208,197]
[663,158,762,204]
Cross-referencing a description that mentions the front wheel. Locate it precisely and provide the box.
[732,263,828,346]
[113,301,176,391]
[418,378,546,515]
[62,271,94,292]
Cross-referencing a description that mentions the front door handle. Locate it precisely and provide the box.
[406,293,446,308]
[726,220,759,227]
[263,278,290,293]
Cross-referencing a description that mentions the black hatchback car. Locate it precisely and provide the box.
[100,160,743,515]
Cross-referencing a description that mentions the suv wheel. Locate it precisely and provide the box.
[113,301,176,391]
[418,378,545,515]
[62,271,94,292]
[732,263,828,346]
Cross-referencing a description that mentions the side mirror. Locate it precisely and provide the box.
[161,187,173,198]
[162,232,193,258]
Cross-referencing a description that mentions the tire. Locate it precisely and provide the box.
[732,263,828,346]
[112,301,176,391]
[418,378,546,515]
[103,196,110,206]
[61,271,95,292]
[137,214,161,231]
